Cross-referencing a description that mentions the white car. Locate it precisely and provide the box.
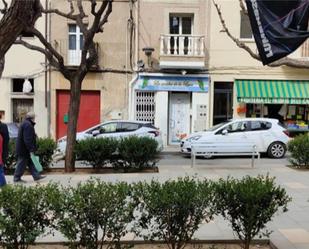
[181,118,290,158]
[57,120,164,155]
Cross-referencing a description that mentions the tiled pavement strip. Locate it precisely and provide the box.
[5,152,309,249]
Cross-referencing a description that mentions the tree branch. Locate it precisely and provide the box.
[269,57,309,68]
[28,27,65,66]
[0,0,8,14]
[76,0,87,19]
[239,0,247,15]
[90,0,97,16]
[99,0,113,29]
[0,57,4,78]
[212,0,261,61]
[14,39,58,67]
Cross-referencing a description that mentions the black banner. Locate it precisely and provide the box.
[245,0,309,65]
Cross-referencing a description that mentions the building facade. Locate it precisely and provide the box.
[209,0,309,135]
[0,0,48,137]
[129,0,212,146]
[49,0,132,139]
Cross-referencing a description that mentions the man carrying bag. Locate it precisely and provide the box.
[13,112,46,183]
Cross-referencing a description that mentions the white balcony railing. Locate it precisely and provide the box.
[160,34,205,56]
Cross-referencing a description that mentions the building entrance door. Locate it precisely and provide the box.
[213,82,233,125]
[169,92,190,144]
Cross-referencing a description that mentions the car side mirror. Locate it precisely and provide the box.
[92,130,100,136]
[222,129,228,135]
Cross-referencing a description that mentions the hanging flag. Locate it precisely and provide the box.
[245,0,309,65]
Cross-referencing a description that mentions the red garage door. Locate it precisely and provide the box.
[56,90,100,139]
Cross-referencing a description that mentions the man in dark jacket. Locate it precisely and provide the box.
[0,112,9,166]
[13,112,46,183]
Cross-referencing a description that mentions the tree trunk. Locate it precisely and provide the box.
[0,57,4,78]
[244,240,250,249]
[64,77,82,172]
[0,0,42,60]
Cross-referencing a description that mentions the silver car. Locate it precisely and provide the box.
[57,120,163,155]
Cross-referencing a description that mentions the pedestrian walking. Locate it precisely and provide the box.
[0,132,7,187]
[13,112,46,183]
[0,111,9,166]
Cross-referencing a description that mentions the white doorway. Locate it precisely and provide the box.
[169,93,191,144]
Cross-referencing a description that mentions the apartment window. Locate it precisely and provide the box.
[169,14,193,55]
[12,99,33,123]
[240,11,253,39]
[68,24,83,65]
[12,78,34,93]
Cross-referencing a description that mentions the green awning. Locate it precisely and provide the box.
[236,80,309,104]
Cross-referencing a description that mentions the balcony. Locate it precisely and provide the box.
[54,40,100,67]
[159,34,206,70]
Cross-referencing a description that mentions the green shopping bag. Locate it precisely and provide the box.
[30,153,43,173]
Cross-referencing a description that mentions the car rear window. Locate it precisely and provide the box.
[120,123,141,132]
[142,123,158,129]
[250,121,272,131]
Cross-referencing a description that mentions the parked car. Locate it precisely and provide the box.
[7,122,19,139]
[57,120,164,155]
[180,118,290,158]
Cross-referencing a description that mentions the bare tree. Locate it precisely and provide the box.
[1,0,133,172]
[13,0,122,172]
[0,0,42,77]
[212,0,309,69]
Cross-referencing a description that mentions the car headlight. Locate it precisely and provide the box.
[186,135,202,142]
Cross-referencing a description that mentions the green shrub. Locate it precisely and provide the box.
[5,138,56,171]
[75,137,119,168]
[51,179,135,249]
[0,184,57,249]
[115,136,159,169]
[36,138,57,170]
[288,134,309,168]
[214,175,291,249]
[132,177,216,249]
[4,140,16,171]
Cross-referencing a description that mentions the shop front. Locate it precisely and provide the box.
[131,73,209,145]
[235,80,309,136]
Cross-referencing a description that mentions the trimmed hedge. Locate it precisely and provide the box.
[288,134,309,168]
[5,138,56,171]
[215,175,291,249]
[75,137,119,168]
[36,138,57,169]
[0,177,291,249]
[116,136,159,170]
[76,136,159,169]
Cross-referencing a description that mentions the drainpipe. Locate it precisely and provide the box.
[47,0,52,137]
[44,0,49,136]
[135,0,139,70]
[128,74,138,119]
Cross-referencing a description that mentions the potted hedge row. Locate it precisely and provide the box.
[0,176,291,249]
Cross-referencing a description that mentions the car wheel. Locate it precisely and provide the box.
[267,142,286,158]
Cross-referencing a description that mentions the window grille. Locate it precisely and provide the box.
[135,91,155,123]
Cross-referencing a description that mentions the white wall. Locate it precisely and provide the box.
[192,92,209,132]
[154,91,168,146]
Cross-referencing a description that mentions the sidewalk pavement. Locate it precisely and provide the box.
[4,154,309,249]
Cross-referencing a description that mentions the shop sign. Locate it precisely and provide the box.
[238,97,309,105]
[136,75,209,92]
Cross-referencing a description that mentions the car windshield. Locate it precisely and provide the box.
[207,121,229,131]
